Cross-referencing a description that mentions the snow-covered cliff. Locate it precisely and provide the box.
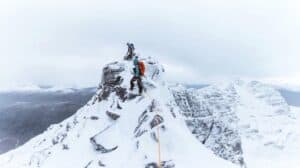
[171,79,298,168]
[0,57,298,168]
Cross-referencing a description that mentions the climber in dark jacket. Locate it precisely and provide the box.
[125,42,135,60]
[130,56,143,94]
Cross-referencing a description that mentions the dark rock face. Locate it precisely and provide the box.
[84,161,93,168]
[127,93,140,100]
[145,161,175,168]
[89,57,164,105]
[101,62,125,86]
[90,136,118,153]
[134,100,165,148]
[106,111,120,120]
[89,123,118,154]
[91,62,127,104]
[134,110,150,138]
[62,144,69,150]
[172,85,244,166]
[150,115,164,129]
[98,160,106,167]
[52,133,67,145]
[90,116,99,120]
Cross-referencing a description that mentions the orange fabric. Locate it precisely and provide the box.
[138,61,145,76]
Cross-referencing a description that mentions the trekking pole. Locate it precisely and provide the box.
[157,124,162,168]
[155,106,162,168]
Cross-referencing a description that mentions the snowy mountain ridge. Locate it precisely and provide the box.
[0,57,299,168]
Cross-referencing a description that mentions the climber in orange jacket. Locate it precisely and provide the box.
[130,56,145,95]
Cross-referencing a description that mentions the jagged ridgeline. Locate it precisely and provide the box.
[0,57,294,168]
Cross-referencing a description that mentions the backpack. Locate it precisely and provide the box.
[138,61,145,76]
[130,44,135,50]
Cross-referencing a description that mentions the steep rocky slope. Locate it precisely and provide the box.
[170,80,298,168]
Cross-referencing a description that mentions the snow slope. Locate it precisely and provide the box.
[233,81,299,168]
[0,57,237,168]
[0,57,299,168]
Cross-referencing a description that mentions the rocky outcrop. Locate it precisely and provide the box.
[91,62,127,104]
[134,100,165,142]
[89,57,164,105]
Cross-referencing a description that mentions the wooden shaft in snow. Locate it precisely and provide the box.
[157,113,162,168]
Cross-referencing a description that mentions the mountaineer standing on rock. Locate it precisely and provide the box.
[130,56,145,95]
[125,42,135,60]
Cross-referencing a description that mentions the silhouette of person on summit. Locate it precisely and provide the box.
[125,42,135,60]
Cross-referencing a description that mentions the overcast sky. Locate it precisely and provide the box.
[0,0,299,89]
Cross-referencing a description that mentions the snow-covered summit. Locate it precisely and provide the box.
[0,57,298,168]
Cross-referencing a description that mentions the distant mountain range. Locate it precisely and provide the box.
[186,84,300,107]
[0,87,96,154]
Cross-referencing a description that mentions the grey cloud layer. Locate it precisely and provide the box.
[0,0,299,88]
